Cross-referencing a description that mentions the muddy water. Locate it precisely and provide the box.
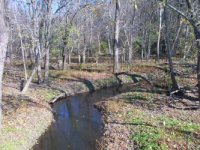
[33,85,132,150]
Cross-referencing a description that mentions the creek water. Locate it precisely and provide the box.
[33,85,132,150]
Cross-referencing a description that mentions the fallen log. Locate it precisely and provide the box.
[50,93,66,104]
[114,72,152,86]
[168,102,200,110]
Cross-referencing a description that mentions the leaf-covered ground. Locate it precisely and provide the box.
[1,61,200,150]
[96,61,200,150]
[97,90,200,150]
[0,67,120,150]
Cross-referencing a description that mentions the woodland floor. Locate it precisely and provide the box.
[0,62,118,150]
[96,61,200,150]
[0,60,200,150]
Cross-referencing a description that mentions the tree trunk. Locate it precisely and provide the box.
[108,30,112,55]
[148,34,151,60]
[182,42,194,61]
[171,19,183,56]
[37,64,43,83]
[128,35,133,64]
[32,1,43,84]
[78,54,81,64]
[44,48,49,81]
[165,0,179,91]
[157,3,163,64]
[22,66,38,94]
[83,45,86,64]
[9,30,13,65]
[35,45,43,84]
[141,29,146,61]
[192,21,200,105]
[122,48,125,63]
[97,34,101,65]
[183,25,189,52]
[30,46,35,64]
[68,54,71,64]
[113,0,120,73]
[0,0,8,127]
[44,0,52,82]
[17,27,28,81]
[168,0,200,103]
[68,47,73,64]
[196,41,200,105]
[62,53,67,70]
[90,15,93,44]
[22,48,50,93]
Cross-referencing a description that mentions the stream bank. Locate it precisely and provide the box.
[0,69,129,150]
[2,63,199,150]
[96,83,200,150]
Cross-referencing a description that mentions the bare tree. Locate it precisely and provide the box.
[44,0,52,82]
[157,2,163,64]
[165,0,179,91]
[168,0,200,102]
[0,0,8,127]
[113,0,120,73]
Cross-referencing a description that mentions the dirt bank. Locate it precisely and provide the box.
[96,84,200,150]
[1,62,199,150]
[94,63,200,150]
[0,69,124,150]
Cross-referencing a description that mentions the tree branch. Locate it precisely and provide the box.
[167,4,196,27]
[168,4,189,21]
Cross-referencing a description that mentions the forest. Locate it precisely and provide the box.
[0,0,200,149]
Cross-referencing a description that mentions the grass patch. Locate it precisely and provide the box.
[132,127,167,150]
[0,142,21,150]
[95,77,118,89]
[45,91,60,101]
[126,109,200,149]
[120,92,157,103]
[28,88,60,102]
[3,126,17,134]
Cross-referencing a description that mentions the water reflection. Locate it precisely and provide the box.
[33,86,125,150]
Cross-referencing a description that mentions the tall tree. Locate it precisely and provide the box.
[165,0,179,91]
[113,0,120,73]
[44,0,52,82]
[168,0,200,103]
[0,0,8,127]
[157,2,163,64]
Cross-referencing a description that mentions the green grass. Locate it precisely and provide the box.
[132,127,167,150]
[159,117,200,133]
[126,109,200,150]
[31,88,60,102]
[3,126,17,134]
[0,142,20,150]
[120,92,157,103]
[0,125,27,150]
[45,91,60,101]
[95,77,119,88]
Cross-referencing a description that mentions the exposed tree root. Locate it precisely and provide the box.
[169,89,183,97]
[48,85,69,104]
[168,102,200,110]
[50,93,66,104]
[114,72,153,86]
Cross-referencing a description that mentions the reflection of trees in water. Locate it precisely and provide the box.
[35,87,127,150]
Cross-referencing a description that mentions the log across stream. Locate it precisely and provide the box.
[33,84,133,150]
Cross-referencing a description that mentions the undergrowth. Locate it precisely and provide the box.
[126,110,200,150]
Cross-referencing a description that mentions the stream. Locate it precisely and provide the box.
[33,85,132,150]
